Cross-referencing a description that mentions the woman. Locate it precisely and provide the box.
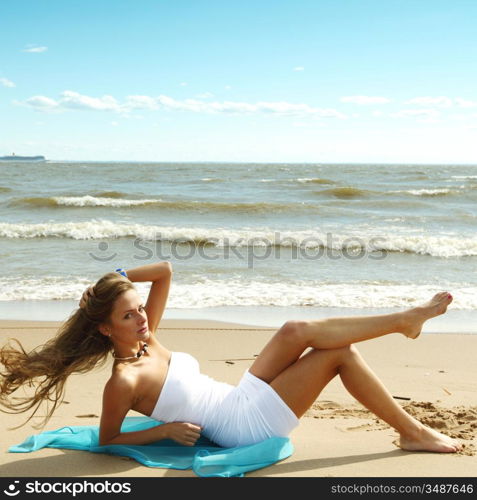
[0,261,461,453]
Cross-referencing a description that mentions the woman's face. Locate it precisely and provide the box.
[106,289,149,345]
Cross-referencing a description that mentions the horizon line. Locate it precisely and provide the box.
[15,159,477,166]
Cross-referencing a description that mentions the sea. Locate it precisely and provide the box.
[1,161,476,333]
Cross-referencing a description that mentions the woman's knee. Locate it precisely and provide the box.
[277,320,310,345]
[336,343,359,363]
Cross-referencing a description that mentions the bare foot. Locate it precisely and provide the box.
[400,292,453,339]
[398,424,462,453]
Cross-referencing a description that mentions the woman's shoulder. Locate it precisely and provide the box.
[105,364,139,396]
[106,365,137,389]
[101,370,138,411]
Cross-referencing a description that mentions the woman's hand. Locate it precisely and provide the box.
[79,285,95,309]
[163,422,202,446]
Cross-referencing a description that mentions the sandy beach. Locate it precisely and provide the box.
[0,319,476,478]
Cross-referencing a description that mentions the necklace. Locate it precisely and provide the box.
[113,343,148,361]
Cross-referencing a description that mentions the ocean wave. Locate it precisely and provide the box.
[96,191,127,198]
[315,185,473,199]
[393,188,454,197]
[451,175,477,180]
[253,177,337,185]
[11,196,160,208]
[0,277,475,309]
[200,178,222,182]
[0,187,12,193]
[9,195,297,213]
[296,178,336,185]
[1,221,476,257]
[314,187,372,199]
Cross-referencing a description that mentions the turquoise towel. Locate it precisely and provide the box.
[9,416,293,477]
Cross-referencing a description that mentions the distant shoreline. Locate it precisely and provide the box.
[3,159,477,166]
[0,155,45,161]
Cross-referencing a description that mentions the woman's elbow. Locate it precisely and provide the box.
[98,432,118,447]
[161,261,173,275]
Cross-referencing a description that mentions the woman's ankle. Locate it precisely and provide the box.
[398,420,424,440]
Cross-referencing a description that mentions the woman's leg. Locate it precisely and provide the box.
[250,292,451,382]
[267,345,461,453]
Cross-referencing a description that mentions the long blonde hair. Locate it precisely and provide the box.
[0,272,135,428]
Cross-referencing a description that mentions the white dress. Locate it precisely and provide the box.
[149,351,299,447]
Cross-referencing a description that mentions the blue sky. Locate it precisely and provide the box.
[1,0,477,163]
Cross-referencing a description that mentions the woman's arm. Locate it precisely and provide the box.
[99,374,201,447]
[100,421,202,447]
[100,419,170,446]
[125,262,172,334]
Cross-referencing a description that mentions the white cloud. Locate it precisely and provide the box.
[405,96,477,109]
[455,98,477,108]
[19,91,347,118]
[18,91,120,113]
[111,121,118,126]
[23,46,48,53]
[224,85,231,90]
[340,96,391,105]
[293,66,305,71]
[0,77,15,88]
[124,95,159,111]
[406,96,453,107]
[24,95,59,110]
[180,82,187,86]
[390,109,440,119]
[60,91,120,111]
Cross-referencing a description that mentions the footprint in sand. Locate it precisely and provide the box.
[315,400,343,410]
[346,422,389,432]
[305,399,476,456]
[396,402,476,456]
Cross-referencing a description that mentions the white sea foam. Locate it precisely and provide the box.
[1,221,476,257]
[296,178,321,183]
[296,177,334,184]
[0,276,475,309]
[53,196,158,207]
[409,188,452,195]
[451,175,477,179]
[392,188,453,196]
